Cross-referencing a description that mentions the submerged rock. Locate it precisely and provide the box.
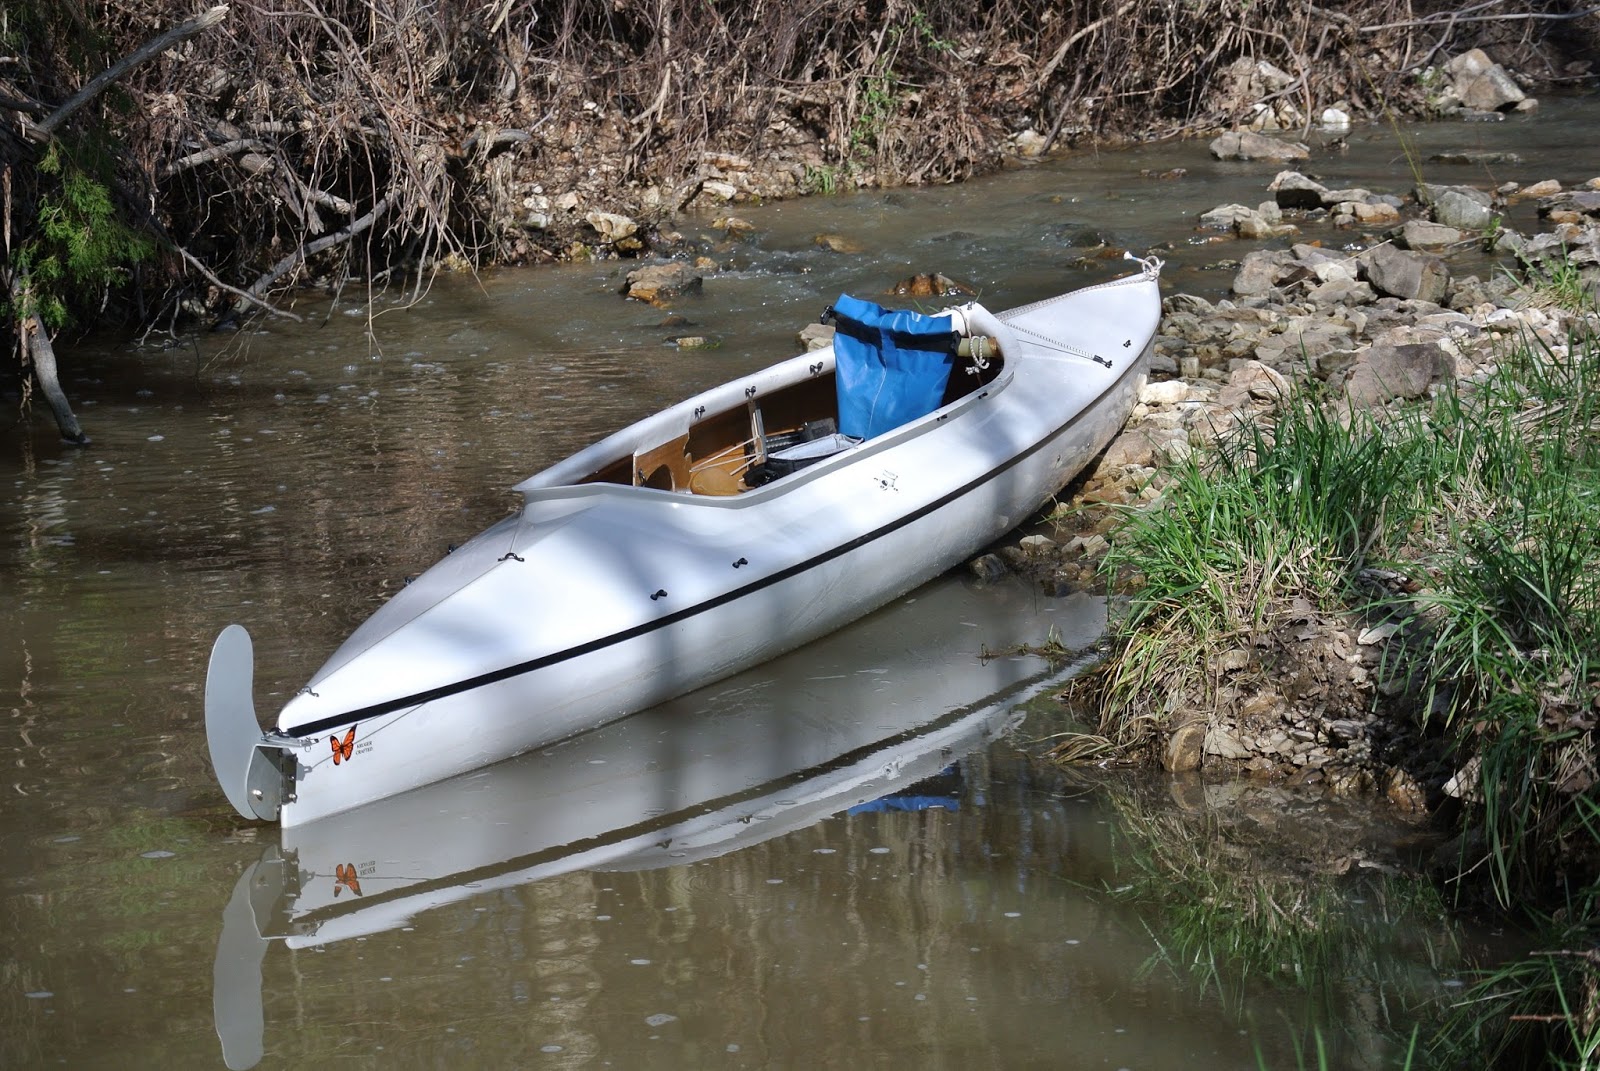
[814,233,865,254]
[890,272,975,297]
[1208,131,1310,163]
[622,261,704,304]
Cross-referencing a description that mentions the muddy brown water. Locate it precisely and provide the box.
[7,99,1598,1068]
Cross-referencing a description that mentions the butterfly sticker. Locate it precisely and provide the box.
[329,726,356,765]
[334,862,363,897]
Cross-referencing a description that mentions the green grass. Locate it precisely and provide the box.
[1080,385,1432,753]
[1512,250,1596,312]
[1067,285,1600,1066]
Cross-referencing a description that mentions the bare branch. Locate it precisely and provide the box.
[173,244,304,322]
[36,5,231,138]
[1037,3,1136,91]
[0,90,48,116]
[162,137,272,177]
[1361,6,1600,32]
[234,192,394,316]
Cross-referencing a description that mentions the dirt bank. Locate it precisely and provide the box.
[6,1,1598,328]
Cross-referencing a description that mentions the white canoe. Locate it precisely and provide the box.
[205,257,1162,825]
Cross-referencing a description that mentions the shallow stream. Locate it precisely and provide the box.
[7,98,1600,1068]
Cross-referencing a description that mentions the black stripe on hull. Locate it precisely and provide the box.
[284,355,1144,739]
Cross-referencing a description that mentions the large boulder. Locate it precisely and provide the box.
[1209,131,1311,163]
[1445,48,1528,112]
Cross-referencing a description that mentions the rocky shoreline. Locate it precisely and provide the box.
[511,47,1554,262]
[972,159,1600,814]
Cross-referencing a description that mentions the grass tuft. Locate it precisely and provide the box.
[1070,283,1600,1065]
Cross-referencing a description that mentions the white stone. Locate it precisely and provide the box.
[1319,107,1352,132]
[1139,380,1191,406]
[584,211,638,242]
[1312,259,1358,284]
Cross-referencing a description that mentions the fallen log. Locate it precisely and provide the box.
[32,5,231,141]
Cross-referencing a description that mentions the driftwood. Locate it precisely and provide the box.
[21,314,89,445]
[174,245,304,323]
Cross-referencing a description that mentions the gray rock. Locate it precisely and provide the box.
[1270,170,1329,210]
[1232,249,1289,296]
[1217,361,1289,408]
[1257,319,1360,367]
[1429,150,1523,166]
[1362,244,1450,304]
[1306,278,1377,308]
[1311,258,1359,284]
[1539,190,1600,219]
[1433,189,1495,231]
[1401,220,1466,252]
[1204,724,1253,760]
[1165,293,1217,316]
[1209,131,1311,163]
[1445,47,1528,112]
[1416,182,1492,208]
[1341,341,1454,408]
[1239,215,1297,240]
[1287,242,1339,265]
[1320,187,1377,206]
[1200,203,1261,229]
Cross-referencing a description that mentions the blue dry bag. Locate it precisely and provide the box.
[829,294,959,440]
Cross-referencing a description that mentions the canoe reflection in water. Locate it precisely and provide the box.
[212,575,1104,1069]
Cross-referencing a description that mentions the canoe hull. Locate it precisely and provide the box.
[216,265,1162,825]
